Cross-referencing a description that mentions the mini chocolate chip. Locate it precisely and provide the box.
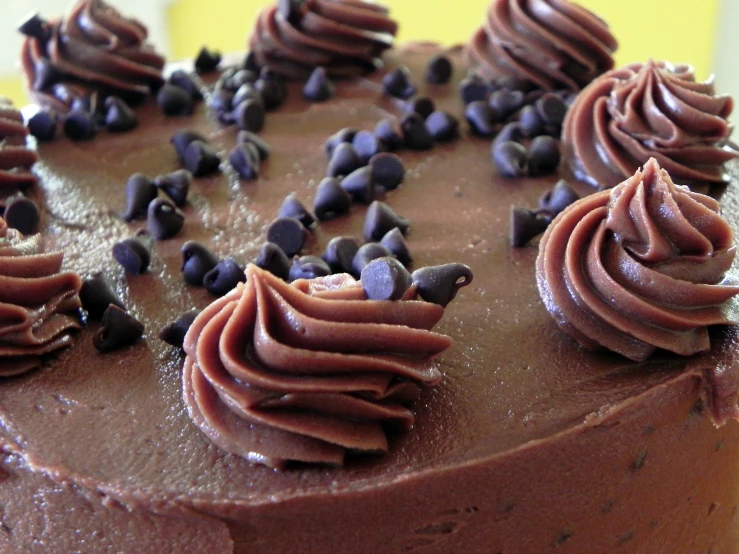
[266,217,307,257]
[104,96,137,132]
[425,111,459,142]
[539,180,579,214]
[70,95,94,114]
[459,75,490,105]
[229,69,258,91]
[203,258,246,297]
[122,173,157,221]
[278,193,315,228]
[361,257,412,301]
[465,101,499,137]
[80,274,125,319]
[411,263,474,306]
[518,105,544,138]
[112,232,153,275]
[237,130,270,160]
[352,130,386,164]
[327,142,363,178]
[510,206,554,247]
[3,196,40,235]
[535,93,567,126]
[232,83,263,111]
[352,243,394,276]
[160,309,200,349]
[158,84,194,116]
[93,305,144,353]
[364,201,409,241]
[208,89,234,121]
[184,140,221,176]
[181,241,219,286]
[194,46,222,73]
[229,143,261,180]
[492,141,528,178]
[528,135,561,176]
[168,70,203,101]
[255,77,287,110]
[289,255,331,282]
[322,236,359,274]
[18,13,49,41]
[26,108,57,141]
[154,169,191,207]
[401,113,433,150]
[313,177,351,221]
[303,66,335,102]
[380,227,412,266]
[426,54,453,85]
[369,152,405,190]
[383,66,416,99]
[374,118,403,151]
[244,51,260,72]
[171,130,207,162]
[340,166,375,204]
[147,198,185,240]
[63,109,96,141]
[325,127,359,158]
[255,242,291,281]
[493,122,525,148]
[489,89,525,120]
[234,99,266,132]
[33,58,62,91]
[404,96,435,120]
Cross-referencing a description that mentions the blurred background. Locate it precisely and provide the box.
[1,0,736,105]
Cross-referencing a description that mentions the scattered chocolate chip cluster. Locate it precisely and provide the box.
[510,179,579,247]
[157,70,204,117]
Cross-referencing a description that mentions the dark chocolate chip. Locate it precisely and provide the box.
[112,232,153,275]
[208,89,234,121]
[229,142,261,180]
[535,93,568,126]
[194,46,222,73]
[465,101,499,137]
[3,196,40,235]
[411,263,474,307]
[528,135,561,176]
[70,95,94,114]
[340,166,375,204]
[374,118,403,151]
[327,142,363,178]
[459,75,490,105]
[489,89,525,120]
[33,58,62,91]
[157,84,194,117]
[237,130,270,160]
[382,66,416,99]
[313,177,351,221]
[352,130,386,164]
[369,152,405,190]
[232,83,263,110]
[518,105,544,138]
[80,274,125,320]
[352,243,394,276]
[493,122,525,148]
[18,13,49,41]
[63,109,96,141]
[183,140,221,176]
[255,77,287,110]
[425,111,459,142]
[404,96,435,120]
[244,51,260,72]
[364,200,409,241]
[181,241,219,286]
[228,69,259,91]
[278,193,315,228]
[203,258,246,297]
[26,108,57,141]
[154,169,191,207]
[289,255,331,282]
[322,236,359,274]
[426,54,453,85]
[401,113,433,150]
[104,96,137,132]
[325,127,359,158]
[510,206,554,247]
[147,198,185,240]
[122,173,157,221]
[492,141,528,178]
[160,309,200,349]
[255,242,291,281]
[93,305,144,352]
[361,257,412,301]
[380,227,412,266]
[266,216,307,257]
[303,66,335,102]
[171,130,207,161]
[168,70,203,101]
[233,99,266,132]
[539,180,579,214]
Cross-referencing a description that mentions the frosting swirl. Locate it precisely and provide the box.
[467,0,617,91]
[0,217,83,376]
[183,265,454,469]
[536,158,739,362]
[248,0,398,79]
[20,0,165,112]
[562,61,739,189]
[0,98,38,190]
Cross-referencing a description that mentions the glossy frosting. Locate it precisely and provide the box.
[537,158,739,362]
[249,0,398,79]
[20,0,165,112]
[467,0,617,91]
[0,98,38,190]
[563,61,739,189]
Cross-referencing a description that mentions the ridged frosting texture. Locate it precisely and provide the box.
[20,0,165,112]
[562,61,739,189]
[183,265,452,469]
[0,98,38,189]
[467,0,617,91]
[248,0,398,79]
[0,217,83,376]
[536,158,739,362]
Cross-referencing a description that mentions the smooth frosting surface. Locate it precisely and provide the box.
[0,98,38,190]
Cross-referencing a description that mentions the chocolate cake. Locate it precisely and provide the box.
[3,1,739,553]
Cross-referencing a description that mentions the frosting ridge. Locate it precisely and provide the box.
[0,98,38,189]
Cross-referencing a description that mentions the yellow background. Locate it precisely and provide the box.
[2,0,722,106]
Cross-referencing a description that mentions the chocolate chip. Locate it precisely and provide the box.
[184,140,221,176]
[278,193,315,228]
[168,70,203,101]
[229,69,259,91]
[266,217,307,257]
[361,257,412,301]
[327,142,363,178]
[383,66,416,99]
[369,152,404,190]
[425,111,459,142]
[303,66,335,102]
[404,96,435,120]
[244,51,260,72]
[80,274,125,319]
[4,196,40,235]
[465,101,499,137]
[374,118,403,151]
[234,99,266,132]
[380,227,412,266]
[171,130,208,162]
[208,89,234,121]
[528,135,561,176]
[70,95,94,114]
[122,173,157,221]
[229,143,260,180]
[340,167,375,204]
[237,130,270,160]
[93,305,144,353]
[26,108,58,141]
[255,242,291,281]
[194,46,222,73]
[147,198,185,240]
[158,84,194,117]
[492,141,528,178]
[33,58,62,91]
[18,13,49,41]
[154,169,191,207]
[104,96,137,132]
[510,206,554,247]
[539,180,579,214]
[289,255,331,282]
[364,201,409,241]
[352,130,386,164]
[160,310,200,349]
[255,77,287,110]
[203,258,246,297]
[489,89,525,120]
[322,236,359,274]
[401,113,433,150]
[411,263,474,307]
[352,243,394,276]
[313,177,351,221]
[493,122,525,148]
[518,105,544,138]
[535,93,567,126]
[426,54,453,85]
[181,241,219,286]
[232,83,263,111]
[112,232,153,275]
[459,75,490,105]
[63,109,96,141]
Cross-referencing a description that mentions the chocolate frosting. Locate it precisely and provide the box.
[20,0,165,112]
[183,265,452,468]
[0,99,38,190]
[562,61,739,189]
[249,0,398,79]
[467,0,617,91]
[537,158,739,362]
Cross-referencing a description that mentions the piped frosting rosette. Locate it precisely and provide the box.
[562,61,738,189]
[0,98,38,190]
[0,217,83,376]
[467,0,617,91]
[248,0,398,79]
[183,265,454,469]
[536,158,739,362]
[20,0,165,112]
